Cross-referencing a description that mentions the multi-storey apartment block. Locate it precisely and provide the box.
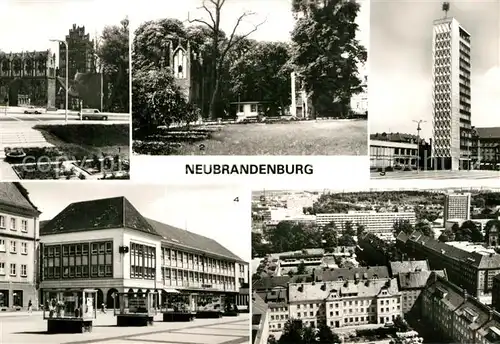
[0,183,40,309]
[316,211,416,234]
[397,231,500,298]
[431,16,472,171]
[444,192,471,220]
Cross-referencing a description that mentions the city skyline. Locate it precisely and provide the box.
[130,0,369,51]
[370,1,499,140]
[24,183,250,262]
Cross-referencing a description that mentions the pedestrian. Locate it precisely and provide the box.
[101,302,106,314]
[28,299,32,314]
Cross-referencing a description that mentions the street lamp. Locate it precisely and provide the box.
[50,39,68,124]
[413,120,426,173]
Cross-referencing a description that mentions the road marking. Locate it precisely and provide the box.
[6,115,22,122]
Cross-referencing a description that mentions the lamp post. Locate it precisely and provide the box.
[413,120,426,173]
[50,39,68,124]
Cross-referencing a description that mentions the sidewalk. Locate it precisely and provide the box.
[0,310,41,317]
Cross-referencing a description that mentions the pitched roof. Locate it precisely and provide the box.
[288,278,400,303]
[315,266,390,282]
[396,270,433,289]
[405,231,500,269]
[0,183,40,214]
[40,196,159,236]
[146,218,244,262]
[252,275,309,291]
[390,260,430,275]
[475,127,500,140]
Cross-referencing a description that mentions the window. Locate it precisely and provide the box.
[21,242,27,255]
[21,220,28,233]
[21,264,27,277]
[251,104,257,112]
[10,218,16,231]
[0,240,5,252]
[0,263,4,275]
[10,263,15,276]
[10,241,16,253]
[0,215,5,228]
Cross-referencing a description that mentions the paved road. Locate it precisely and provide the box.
[0,112,130,123]
[371,170,500,180]
[0,312,250,344]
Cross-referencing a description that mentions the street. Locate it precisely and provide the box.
[371,170,500,180]
[0,112,130,123]
[0,312,250,344]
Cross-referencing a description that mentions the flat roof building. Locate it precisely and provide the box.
[316,211,416,234]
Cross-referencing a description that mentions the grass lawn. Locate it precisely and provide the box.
[174,119,367,155]
[34,124,130,160]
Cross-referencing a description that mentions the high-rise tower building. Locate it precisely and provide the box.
[443,192,471,221]
[431,15,472,171]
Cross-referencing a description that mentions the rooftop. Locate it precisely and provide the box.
[390,260,430,275]
[0,183,40,214]
[315,266,390,282]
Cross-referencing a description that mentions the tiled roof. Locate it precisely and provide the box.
[0,183,39,213]
[476,127,500,140]
[315,266,390,282]
[39,220,49,229]
[41,196,158,236]
[252,293,268,316]
[397,270,433,289]
[405,231,500,269]
[252,275,309,291]
[288,278,400,303]
[146,218,244,262]
[455,298,490,331]
[390,260,430,275]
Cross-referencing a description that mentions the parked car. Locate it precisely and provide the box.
[78,108,107,120]
[24,106,43,114]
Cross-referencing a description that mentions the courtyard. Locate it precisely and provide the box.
[0,311,250,344]
[134,119,367,156]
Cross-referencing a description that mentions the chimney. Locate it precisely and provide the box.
[463,290,468,300]
[490,309,494,321]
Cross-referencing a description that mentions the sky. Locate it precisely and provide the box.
[370,0,500,139]
[23,182,250,262]
[0,0,128,65]
[130,0,369,49]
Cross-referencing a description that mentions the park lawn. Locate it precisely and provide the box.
[175,119,367,155]
[34,124,130,160]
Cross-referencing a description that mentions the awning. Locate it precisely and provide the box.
[163,288,180,294]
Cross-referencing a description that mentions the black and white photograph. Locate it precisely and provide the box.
[0,0,130,180]
[251,186,500,344]
[370,1,500,180]
[131,0,368,156]
[0,182,250,343]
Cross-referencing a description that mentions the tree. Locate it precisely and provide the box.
[229,41,292,115]
[132,69,196,135]
[188,0,266,119]
[323,228,338,250]
[415,221,434,238]
[97,17,130,113]
[459,220,483,243]
[297,262,306,275]
[394,315,410,332]
[339,234,356,246]
[279,320,304,344]
[268,335,278,344]
[290,0,367,117]
[316,322,341,343]
[356,224,365,237]
[438,228,454,242]
[344,221,356,236]
[393,219,414,235]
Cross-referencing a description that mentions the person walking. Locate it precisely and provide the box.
[100,302,106,314]
[27,299,32,314]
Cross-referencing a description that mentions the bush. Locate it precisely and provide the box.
[34,124,129,146]
[133,140,181,155]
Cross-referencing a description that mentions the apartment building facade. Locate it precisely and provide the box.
[40,196,248,309]
[444,192,471,220]
[316,211,416,234]
[422,274,500,344]
[397,231,500,297]
[0,183,40,309]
